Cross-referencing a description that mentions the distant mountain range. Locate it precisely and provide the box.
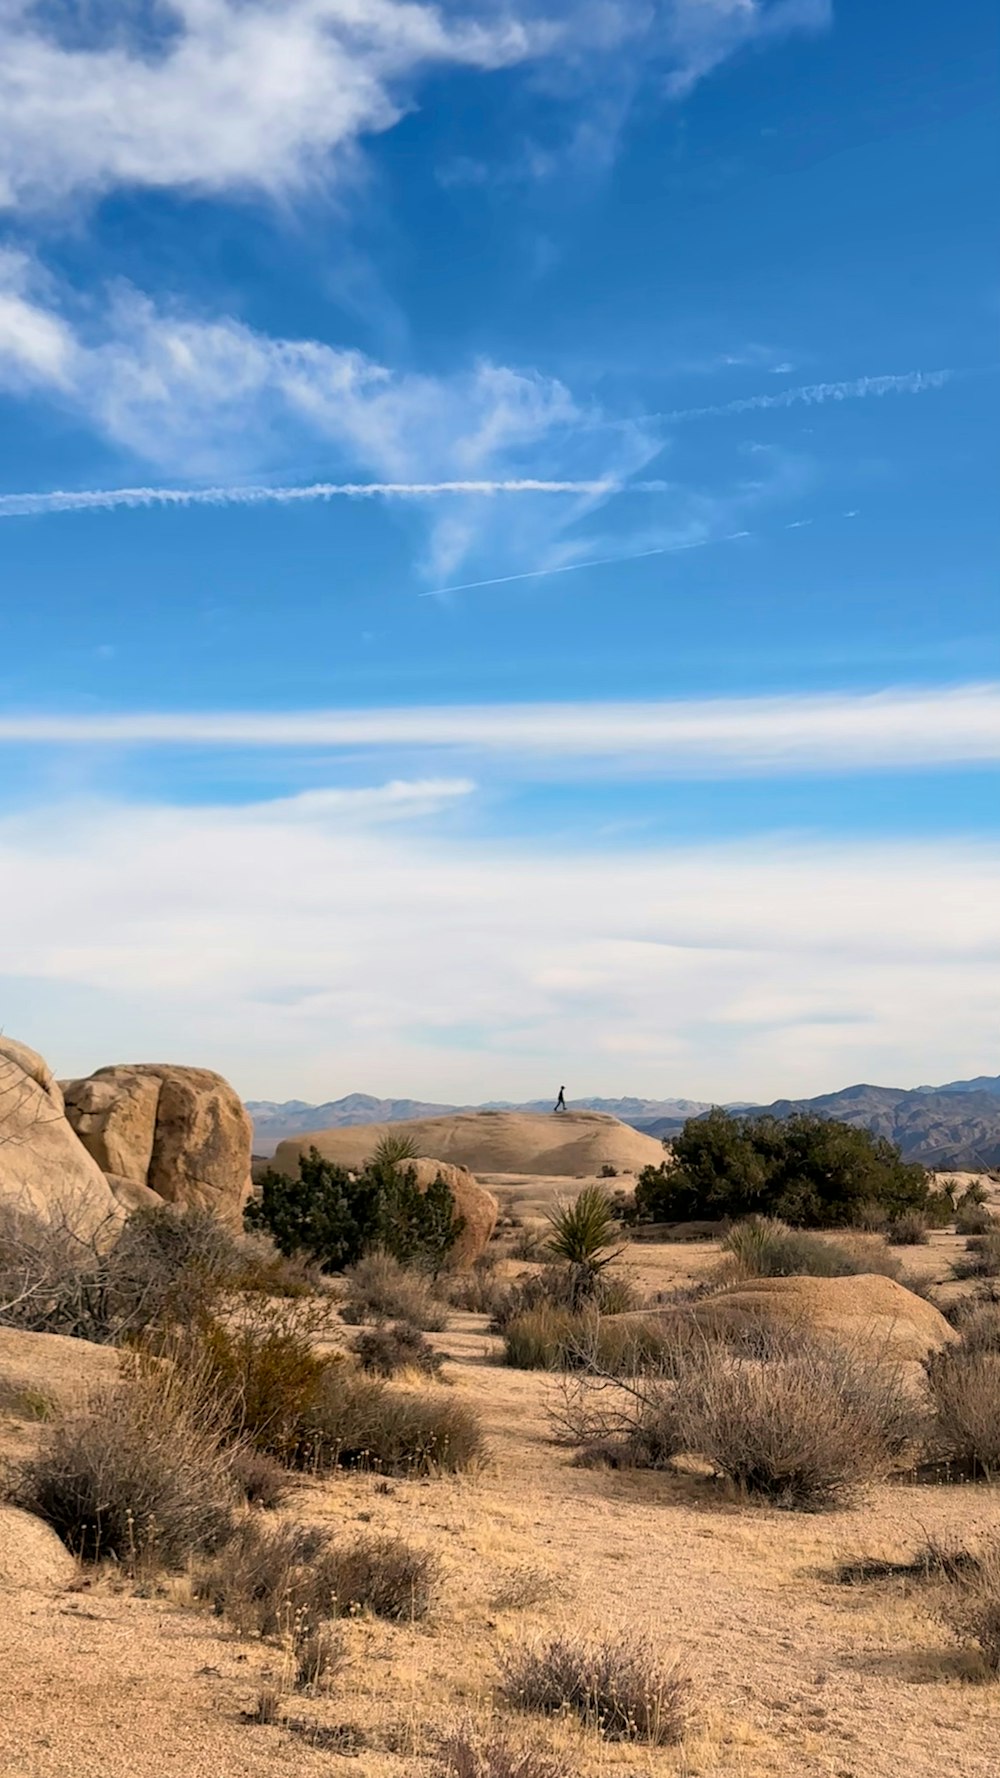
[247,1077,1000,1168]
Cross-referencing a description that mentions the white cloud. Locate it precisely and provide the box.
[5,685,1000,776]
[0,1,831,212]
[1,779,997,1101]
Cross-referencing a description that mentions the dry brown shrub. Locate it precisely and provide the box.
[197,1516,436,1632]
[15,1362,237,1569]
[304,1367,485,1475]
[938,1542,1000,1676]
[925,1346,1000,1478]
[352,1321,445,1379]
[500,1633,689,1745]
[341,1254,448,1331]
[228,1446,290,1508]
[439,1728,576,1778]
[325,1532,438,1620]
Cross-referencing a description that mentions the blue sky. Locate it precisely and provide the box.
[0,0,997,1102]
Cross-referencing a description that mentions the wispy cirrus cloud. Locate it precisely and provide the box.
[0,1,831,212]
[4,685,1000,777]
[653,368,956,423]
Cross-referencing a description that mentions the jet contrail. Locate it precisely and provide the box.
[420,532,751,597]
[652,368,954,424]
[0,476,622,520]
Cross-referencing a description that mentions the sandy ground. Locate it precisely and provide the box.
[2,1235,1000,1777]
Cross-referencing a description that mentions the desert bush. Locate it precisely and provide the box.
[955,1229,1000,1280]
[938,1542,1000,1675]
[500,1634,689,1745]
[302,1366,485,1475]
[16,1365,237,1569]
[956,1203,996,1237]
[341,1253,448,1331]
[502,1307,676,1376]
[246,1139,464,1273]
[190,1302,334,1464]
[720,1216,902,1282]
[197,1517,436,1631]
[353,1321,445,1379]
[324,1532,438,1620]
[228,1446,289,1508]
[444,1257,508,1316]
[634,1108,930,1228]
[925,1346,1000,1479]
[638,1334,915,1508]
[955,1302,1000,1355]
[294,1622,346,1691]
[599,1162,618,1179]
[439,1729,573,1778]
[490,1266,636,1335]
[885,1211,930,1245]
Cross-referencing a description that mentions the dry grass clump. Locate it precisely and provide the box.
[925,1345,1000,1479]
[884,1211,930,1245]
[955,1301,1000,1355]
[956,1203,996,1237]
[955,1229,1000,1280]
[490,1268,637,1336]
[501,1307,677,1376]
[15,1364,237,1568]
[190,1303,334,1465]
[938,1542,1000,1676]
[352,1320,445,1379]
[197,1516,436,1632]
[228,1446,290,1508]
[443,1255,508,1315]
[341,1254,448,1331]
[500,1633,689,1745]
[720,1215,902,1283]
[303,1366,485,1474]
[439,1728,575,1777]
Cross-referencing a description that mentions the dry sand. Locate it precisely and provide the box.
[2,1231,1000,1776]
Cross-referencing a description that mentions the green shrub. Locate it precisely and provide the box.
[634,1109,930,1229]
[190,1303,334,1465]
[341,1253,448,1331]
[245,1139,463,1274]
[925,1346,1000,1479]
[546,1187,622,1284]
[720,1215,902,1282]
[353,1321,445,1379]
[16,1365,237,1569]
[500,1633,689,1745]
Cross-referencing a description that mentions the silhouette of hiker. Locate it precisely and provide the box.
[554,1085,567,1113]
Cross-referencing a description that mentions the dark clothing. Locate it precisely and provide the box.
[554,1088,567,1112]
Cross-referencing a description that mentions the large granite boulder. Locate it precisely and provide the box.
[0,1039,122,1239]
[63,1065,252,1226]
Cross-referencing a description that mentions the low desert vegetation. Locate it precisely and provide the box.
[439,1728,576,1778]
[924,1343,1000,1479]
[15,1363,237,1569]
[955,1228,1000,1280]
[632,1108,932,1229]
[564,1329,916,1509]
[489,1265,637,1335]
[501,1305,678,1376]
[197,1516,437,1632]
[718,1215,903,1282]
[545,1186,622,1280]
[884,1210,930,1245]
[246,1135,464,1273]
[340,1252,448,1330]
[937,1541,1000,1676]
[500,1633,689,1745]
[352,1319,446,1378]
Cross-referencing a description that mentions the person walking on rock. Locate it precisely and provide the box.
[554,1084,567,1112]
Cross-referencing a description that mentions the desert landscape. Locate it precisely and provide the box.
[2,1035,1000,1778]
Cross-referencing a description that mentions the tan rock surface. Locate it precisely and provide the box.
[0,1039,123,1239]
[0,1325,120,1415]
[273,1107,663,1181]
[0,1505,76,1591]
[61,1071,160,1184]
[685,1271,957,1361]
[63,1064,252,1224]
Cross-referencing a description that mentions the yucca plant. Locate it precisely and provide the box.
[545,1187,623,1306]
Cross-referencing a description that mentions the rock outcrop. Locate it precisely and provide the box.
[0,1039,122,1238]
[0,1506,77,1591]
[63,1065,252,1225]
[684,1272,956,1362]
[273,1108,663,1182]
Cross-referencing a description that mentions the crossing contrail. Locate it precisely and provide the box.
[420,533,751,597]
